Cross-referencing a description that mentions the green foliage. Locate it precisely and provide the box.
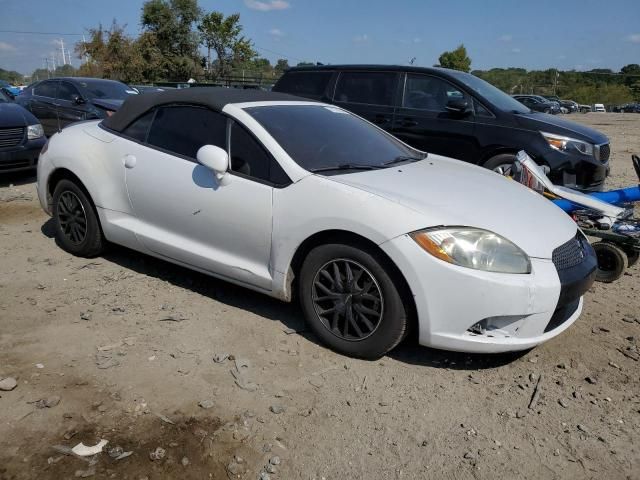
[198,11,256,79]
[141,0,203,80]
[296,62,315,67]
[274,59,289,73]
[473,66,639,104]
[437,45,471,72]
[0,67,24,84]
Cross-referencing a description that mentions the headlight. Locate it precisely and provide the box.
[541,131,593,156]
[410,227,532,274]
[27,123,44,139]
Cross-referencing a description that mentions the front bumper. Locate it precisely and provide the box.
[543,149,609,192]
[381,234,592,353]
[0,137,46,173]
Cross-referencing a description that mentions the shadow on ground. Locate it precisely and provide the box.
[0,170,36,188]
[40,218,526,371]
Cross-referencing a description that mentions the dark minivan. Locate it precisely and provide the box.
[273,65,610,191]
[17,77,136,137]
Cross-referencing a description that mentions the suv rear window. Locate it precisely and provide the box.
[333,72,396,106]
[274,71,332,99]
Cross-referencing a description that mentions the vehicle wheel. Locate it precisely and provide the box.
[623,247,639,268]
[593,242,627,283]
[52,179,105,257]
[299,243,408,359]
[483,153,517,176]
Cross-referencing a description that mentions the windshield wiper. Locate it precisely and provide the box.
[309,164,386,173]
[383,154,427,166]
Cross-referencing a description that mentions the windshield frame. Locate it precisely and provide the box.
[244,104,425,175]
[444,70,531,114]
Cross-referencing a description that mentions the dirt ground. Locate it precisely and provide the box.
[1,113,639,480]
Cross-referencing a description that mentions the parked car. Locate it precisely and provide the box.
[17,77,137,136]
[513,95,561,114]
[616,103,640,113]
[0,80,21,97]
[560,100,579,113]
[37,88,597,358]
[0,88,46,173]
[579,104,592,113]
[133,85,171,94]
[273,65,610,191]
[593,103,606,112]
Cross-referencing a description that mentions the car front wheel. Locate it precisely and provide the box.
[299,243,408,359]
[52,179,105,257]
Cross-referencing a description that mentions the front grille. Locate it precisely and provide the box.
[0,159,30,170]
[0,127,25,148]
[596,143,610,162]
[552,233,589,271]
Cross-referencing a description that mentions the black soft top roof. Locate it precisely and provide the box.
[102,87,307,132]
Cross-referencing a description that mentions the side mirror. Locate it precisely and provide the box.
[71,94,86,105]
[197,145,231,185]
[445,99,469,116]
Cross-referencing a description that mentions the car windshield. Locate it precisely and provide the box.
[245,105,423,173]
[445,70,530,114]
[78,80,136,100]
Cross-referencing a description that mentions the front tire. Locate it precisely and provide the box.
[483,153,517,176]
[299,243,408,359]
[52,179,105,257]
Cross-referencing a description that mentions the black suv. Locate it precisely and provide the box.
[273,65,610,191]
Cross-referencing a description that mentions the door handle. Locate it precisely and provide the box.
[398,118,418,127]
[123,154,137,169]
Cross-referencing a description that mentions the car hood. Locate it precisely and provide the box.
[91,98,124,111]
[514,112,608,144]
[326,155,577,259]
[0,102,34,127]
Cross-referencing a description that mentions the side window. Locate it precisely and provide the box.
[473,99,492,118]
[58,82,81,102]
[230,122,289,185]
[402,74,467,111]
[34,81,57,98]
[122,110,155,142]
[334,72,396,106]
[147,106,227,159]
[274,71,333,99]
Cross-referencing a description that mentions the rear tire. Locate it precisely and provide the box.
[299,243,408,359]
[52,179,105,258]
[593,242,627,283]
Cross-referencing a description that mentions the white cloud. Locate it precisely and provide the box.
[245,0,290,11]
[353,34,370,44]
[413,37,422,44]
[511,47,521,53]
[269,28,285,37]
[0,42,16,52]
[626,33,640,43]
[499,34,512,42]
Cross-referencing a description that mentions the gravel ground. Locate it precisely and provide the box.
[0,113,639,480]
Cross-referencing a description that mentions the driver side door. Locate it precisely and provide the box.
[391,73,478,161]
[120,105,275,290]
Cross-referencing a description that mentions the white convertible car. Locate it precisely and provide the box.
[36,88,597,358]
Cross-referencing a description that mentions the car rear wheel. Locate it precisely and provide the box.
[484,153,517,176]
[52,179,105,257]
[299,243,408,359]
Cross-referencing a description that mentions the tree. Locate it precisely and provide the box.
[197,11,256,79]
[437,44,471,72]
[0,67,24,84]
[141,0,202,80]
[296,61,314,67]
[274,59,289,74]
[620,64,640,75]
[30,68,50,82]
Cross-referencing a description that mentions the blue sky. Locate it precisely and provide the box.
[0,0,639,75]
